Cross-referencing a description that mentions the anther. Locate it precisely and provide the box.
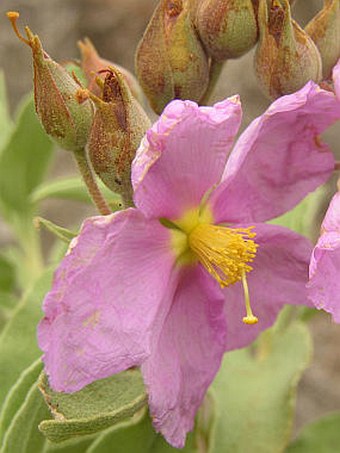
[6,12,31,46]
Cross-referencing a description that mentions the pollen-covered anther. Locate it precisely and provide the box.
[188,224,258,288]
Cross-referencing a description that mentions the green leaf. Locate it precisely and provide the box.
[0,95,53,214]
[87,408,200,453]
[0,292,18,333]
[0,255,16,293]
[0,359,43,444]
[31,177,122,211]
[287,413,340,453]
[211,321,312,453]
[34,217,77,244]
[270,186,327,239]
[45,437,96,453]
[0,380,50,453]
[0,269,53,409]
[38,369,148,443]
[0,71,13,153]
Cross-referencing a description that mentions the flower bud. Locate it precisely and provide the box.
[196,0,258,61]
[305,0,340,79]
[135,0,209,115]
[87,67,151,205]
[254,0,322,99]
[7,12,94,152]
[78,38,144,103]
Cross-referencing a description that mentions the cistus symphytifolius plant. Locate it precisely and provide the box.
[4,3,340,451]
[38,80,339,447]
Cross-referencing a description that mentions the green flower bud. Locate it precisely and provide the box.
[135,0,209,115]
[87,67,151,206]
[196,0,258,61]
[254,0,322,99]
[78,38,144,103]
[305,0,340,79]
[7,12,94,152]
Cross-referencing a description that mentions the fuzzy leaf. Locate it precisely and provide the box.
[38,369,147,442]
[0,72,12,153]
[287,413,340,453]
[87,407,204,453]
[0,270,53,409]
[0,255,16,294]
[34,217,77,243]
[211,321,312,453]
[31,177,122,210]
[0,359,43,444]
[44,437,96,453]
[0,293,18,334]
[270,186,326,239]
[0,380,50,453]
[0,95,53,215]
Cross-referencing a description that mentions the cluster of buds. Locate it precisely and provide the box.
[6,2,340,207]
[7,12,150,207]
[136,0,340,107]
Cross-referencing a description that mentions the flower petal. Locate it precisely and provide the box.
[321,192,340,233]
[209,82,339,224]
[141,265,226,448]
[333,58,340,100]
[38,209,176,392]
[307,232,340,322]
[132,97,242,220]
[223,224,313,351]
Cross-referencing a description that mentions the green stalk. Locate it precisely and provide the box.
[200,60,225,105]
[73,149,111,215]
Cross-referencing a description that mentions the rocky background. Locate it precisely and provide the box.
[0,0,339,440]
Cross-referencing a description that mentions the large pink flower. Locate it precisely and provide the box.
[307,192,340,321]
[38,82,339,448]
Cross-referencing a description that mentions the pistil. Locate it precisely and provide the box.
[241,271,258,325]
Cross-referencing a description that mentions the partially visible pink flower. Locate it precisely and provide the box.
[333,58,340,99]
[307,192,340,321]
[38,81,339,448]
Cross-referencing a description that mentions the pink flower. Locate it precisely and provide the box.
[38,82,339,448]
[307,192,340,321]
[333,59,340,100]
[306,60,340,320]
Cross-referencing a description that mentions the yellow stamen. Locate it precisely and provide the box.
[6,12,31,46]
[189,224,258,288]
[241,271,258,325]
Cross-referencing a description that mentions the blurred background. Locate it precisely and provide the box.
[0,0,339,439]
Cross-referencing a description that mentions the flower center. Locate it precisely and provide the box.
[188,223,259,324]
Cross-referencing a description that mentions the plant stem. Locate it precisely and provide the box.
[73,149,111,215]
[200,60,225,105]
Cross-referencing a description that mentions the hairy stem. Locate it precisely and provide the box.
[200,60,225,105]
[73,149,111,215]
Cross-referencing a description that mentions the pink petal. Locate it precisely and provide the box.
[322,192,340,233]
[132,97,242,220]
[307,232,340,322]
[209,82,338,224]
[38,209,176,392]
[333,58,340,100]
[141,265,226,448]
[223,224,313,351]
